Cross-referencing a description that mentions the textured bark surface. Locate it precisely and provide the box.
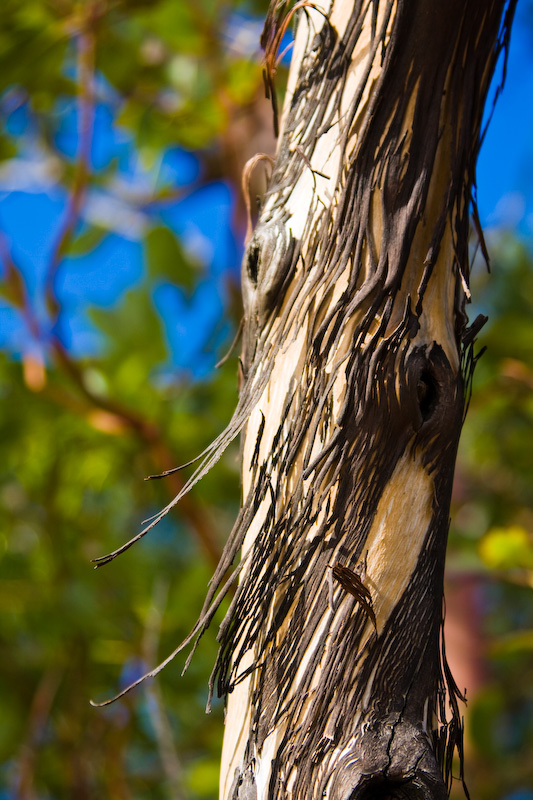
[92,0,512,797]
[211,2,517,799]
[85,2,517,795]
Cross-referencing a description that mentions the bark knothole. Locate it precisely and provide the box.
[246,240,261,287]
[407,343,461,438]
[242,224,298,320]
[416,369,439,424]
[214,2,518,799]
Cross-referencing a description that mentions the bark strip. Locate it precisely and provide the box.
[214,2,516,799]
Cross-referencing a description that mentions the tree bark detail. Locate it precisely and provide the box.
[209,2,518,799]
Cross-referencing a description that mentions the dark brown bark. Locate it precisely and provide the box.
[213,2,516,799]
[92,1,517,797]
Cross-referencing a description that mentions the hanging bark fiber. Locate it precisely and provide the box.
[90,0,516,797]
[215,2,516,799]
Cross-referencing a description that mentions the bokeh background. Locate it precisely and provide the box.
[0,1,532,798]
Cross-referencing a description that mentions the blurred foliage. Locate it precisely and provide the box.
[0,0,274,797]
[0,346,240,798]
[449,236,533,799]
[0,1,532,800]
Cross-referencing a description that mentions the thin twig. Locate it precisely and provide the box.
[216,317,244,368]
[261,1,327,135]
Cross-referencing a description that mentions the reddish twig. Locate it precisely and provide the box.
[0,228,41,342]
[241,154,275,244]
[14,668,63,800]
[142,580,187,800]
[261,0,325,136]
[45,3,97,321]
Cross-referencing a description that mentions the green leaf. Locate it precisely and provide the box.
[187,757,220,796]
[490,629,533,657]
[90,285,168,373]
[67,226,108,257]
[479,526,533,570]
[145,225,198,292]
[0,133,16,161]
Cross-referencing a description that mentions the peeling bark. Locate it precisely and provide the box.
[210,2,517,798]
[84,1,507,799]
[86,5,516,793]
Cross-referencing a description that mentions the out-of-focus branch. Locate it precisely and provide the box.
[0,227,47,390]
[45,2,97,321]
[14,668,63,800]
[0,1,226,569]
[51,338,223,567]
[1,228,222,566]
[0,229,40,341]
[142,579,188,800]
[0,238,222,567]
[184,0,277,235]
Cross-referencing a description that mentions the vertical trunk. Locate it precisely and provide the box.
[213,1,516,799]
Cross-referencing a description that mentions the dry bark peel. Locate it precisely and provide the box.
[90,1,516,796]
[216,2,516,798]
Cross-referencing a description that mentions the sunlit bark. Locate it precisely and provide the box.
[214,2,516,799]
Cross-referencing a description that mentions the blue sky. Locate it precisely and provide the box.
[477,1,533,236]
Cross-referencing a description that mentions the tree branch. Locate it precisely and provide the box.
[45,4,97,322]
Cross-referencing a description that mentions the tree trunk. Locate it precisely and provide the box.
[212,2,516,799]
